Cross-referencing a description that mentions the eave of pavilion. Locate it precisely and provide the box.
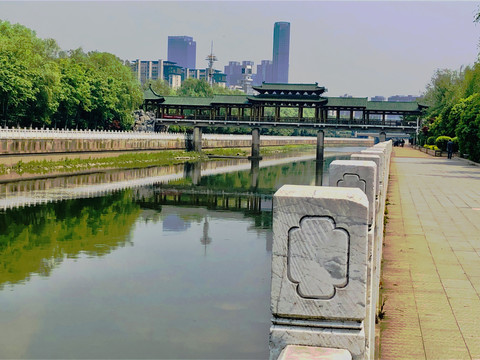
[251,82,326,96]
[366,101,425,115]
[247,94,328,107]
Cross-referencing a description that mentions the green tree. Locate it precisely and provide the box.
[0,21,46,127]
[177,78,213,97]
[212,85,243,95]
[455,94,480,161]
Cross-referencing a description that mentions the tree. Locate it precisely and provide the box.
[455,94,480,161]
[177,78,213,97]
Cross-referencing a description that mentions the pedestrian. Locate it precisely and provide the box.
[446,139,454,159]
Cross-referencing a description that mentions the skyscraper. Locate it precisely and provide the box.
[167,36,196,69]
[272,22,290,83]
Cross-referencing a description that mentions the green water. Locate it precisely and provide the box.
[0,149,359,359]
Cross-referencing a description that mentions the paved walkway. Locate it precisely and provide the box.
[379,146,480,360]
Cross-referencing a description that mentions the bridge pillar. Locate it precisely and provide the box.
[249,128,262,160]
[193,126,202,152]
[379,131,386,143]
[316,130,324,163]
[315,160,323,186]
[250,159,260,190]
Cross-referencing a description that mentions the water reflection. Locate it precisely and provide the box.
[0,191,140,289]
[0,148,362,359]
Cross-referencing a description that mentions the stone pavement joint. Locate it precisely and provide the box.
[378,146,480,360]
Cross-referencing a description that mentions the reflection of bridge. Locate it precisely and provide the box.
[0,152,327,210]
[136,186,272,213]
[145,83,426,160]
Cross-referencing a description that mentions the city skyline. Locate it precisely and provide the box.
[0,1,478,97]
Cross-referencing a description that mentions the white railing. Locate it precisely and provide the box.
[0,127,318,142]
[271,140,393,360]
[0,127,185,140]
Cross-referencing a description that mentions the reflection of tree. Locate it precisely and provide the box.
[200,216,212,255]
[0,191,141,288]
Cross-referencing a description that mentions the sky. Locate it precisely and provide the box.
[0,1,479,98]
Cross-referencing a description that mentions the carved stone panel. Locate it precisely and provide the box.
[288,216,349,299]
[329,160,377,227]
[271,185,369,321]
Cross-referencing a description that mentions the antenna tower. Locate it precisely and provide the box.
[205,41,217,86]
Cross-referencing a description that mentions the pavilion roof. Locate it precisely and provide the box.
[366,101,424,113]
[252,82,326,95]
[159,95,249,107]
[144,87,164,101]
[161,96,213,107]
[247,94,327,104]
[325,97,368,108]
[210,95,249,105]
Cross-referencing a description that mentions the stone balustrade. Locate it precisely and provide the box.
[270,140,392,360]
[0,128,373,155]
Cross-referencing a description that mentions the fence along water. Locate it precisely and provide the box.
[270,140,392,360]
[0,128,373,155]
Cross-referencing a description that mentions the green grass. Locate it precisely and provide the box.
[0,144,316,176]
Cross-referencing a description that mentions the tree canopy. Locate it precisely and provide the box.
[0,20,142,130]
[421,63,480,161]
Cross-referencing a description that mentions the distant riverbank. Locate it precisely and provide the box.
[0,144,322,183]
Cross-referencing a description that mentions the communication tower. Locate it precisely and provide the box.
[205,41,217,86]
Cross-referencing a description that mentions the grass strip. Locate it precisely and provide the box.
[0,144,315,176]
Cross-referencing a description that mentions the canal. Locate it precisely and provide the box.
[0,147,364,359]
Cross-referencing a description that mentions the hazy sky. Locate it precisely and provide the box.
[1,1,479,97]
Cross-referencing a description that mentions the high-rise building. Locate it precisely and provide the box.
[130,59,164,84]
[168,36,196,69]
[224,61,254,93]
[253,60,274,85]
[272,22,290,83]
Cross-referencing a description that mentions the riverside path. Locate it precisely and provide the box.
[379,146,480,359]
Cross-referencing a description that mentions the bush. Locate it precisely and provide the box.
[452,137,459,152]
[423,144,440,151]
[435,136,452,151]
[427,136,436,145]
[456,94,480,162]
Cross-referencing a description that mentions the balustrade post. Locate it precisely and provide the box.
[270,185,369,360]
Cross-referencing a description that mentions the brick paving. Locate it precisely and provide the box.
[379,146,480,360]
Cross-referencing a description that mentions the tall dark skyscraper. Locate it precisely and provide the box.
[272,22,290,83]
[167,36,196,69]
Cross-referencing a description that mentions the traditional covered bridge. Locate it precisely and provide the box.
[144,83,426,160]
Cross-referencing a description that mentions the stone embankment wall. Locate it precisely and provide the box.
[270,140,392,360]
[0,128,373,155]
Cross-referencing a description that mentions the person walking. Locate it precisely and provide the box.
[446,139,454,159]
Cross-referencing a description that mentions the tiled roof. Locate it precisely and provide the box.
[247,94,327,103]
[211,95,249,105]
[252,83,325,93]
[325,97,368,108]
[161,96,213,106]
[366,101,424,113]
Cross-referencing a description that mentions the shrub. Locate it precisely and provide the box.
[423,144,440,151]
[456,94,480,162]
[427,136,436,145]
[435,136,452,151]
[452,137,459,152]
